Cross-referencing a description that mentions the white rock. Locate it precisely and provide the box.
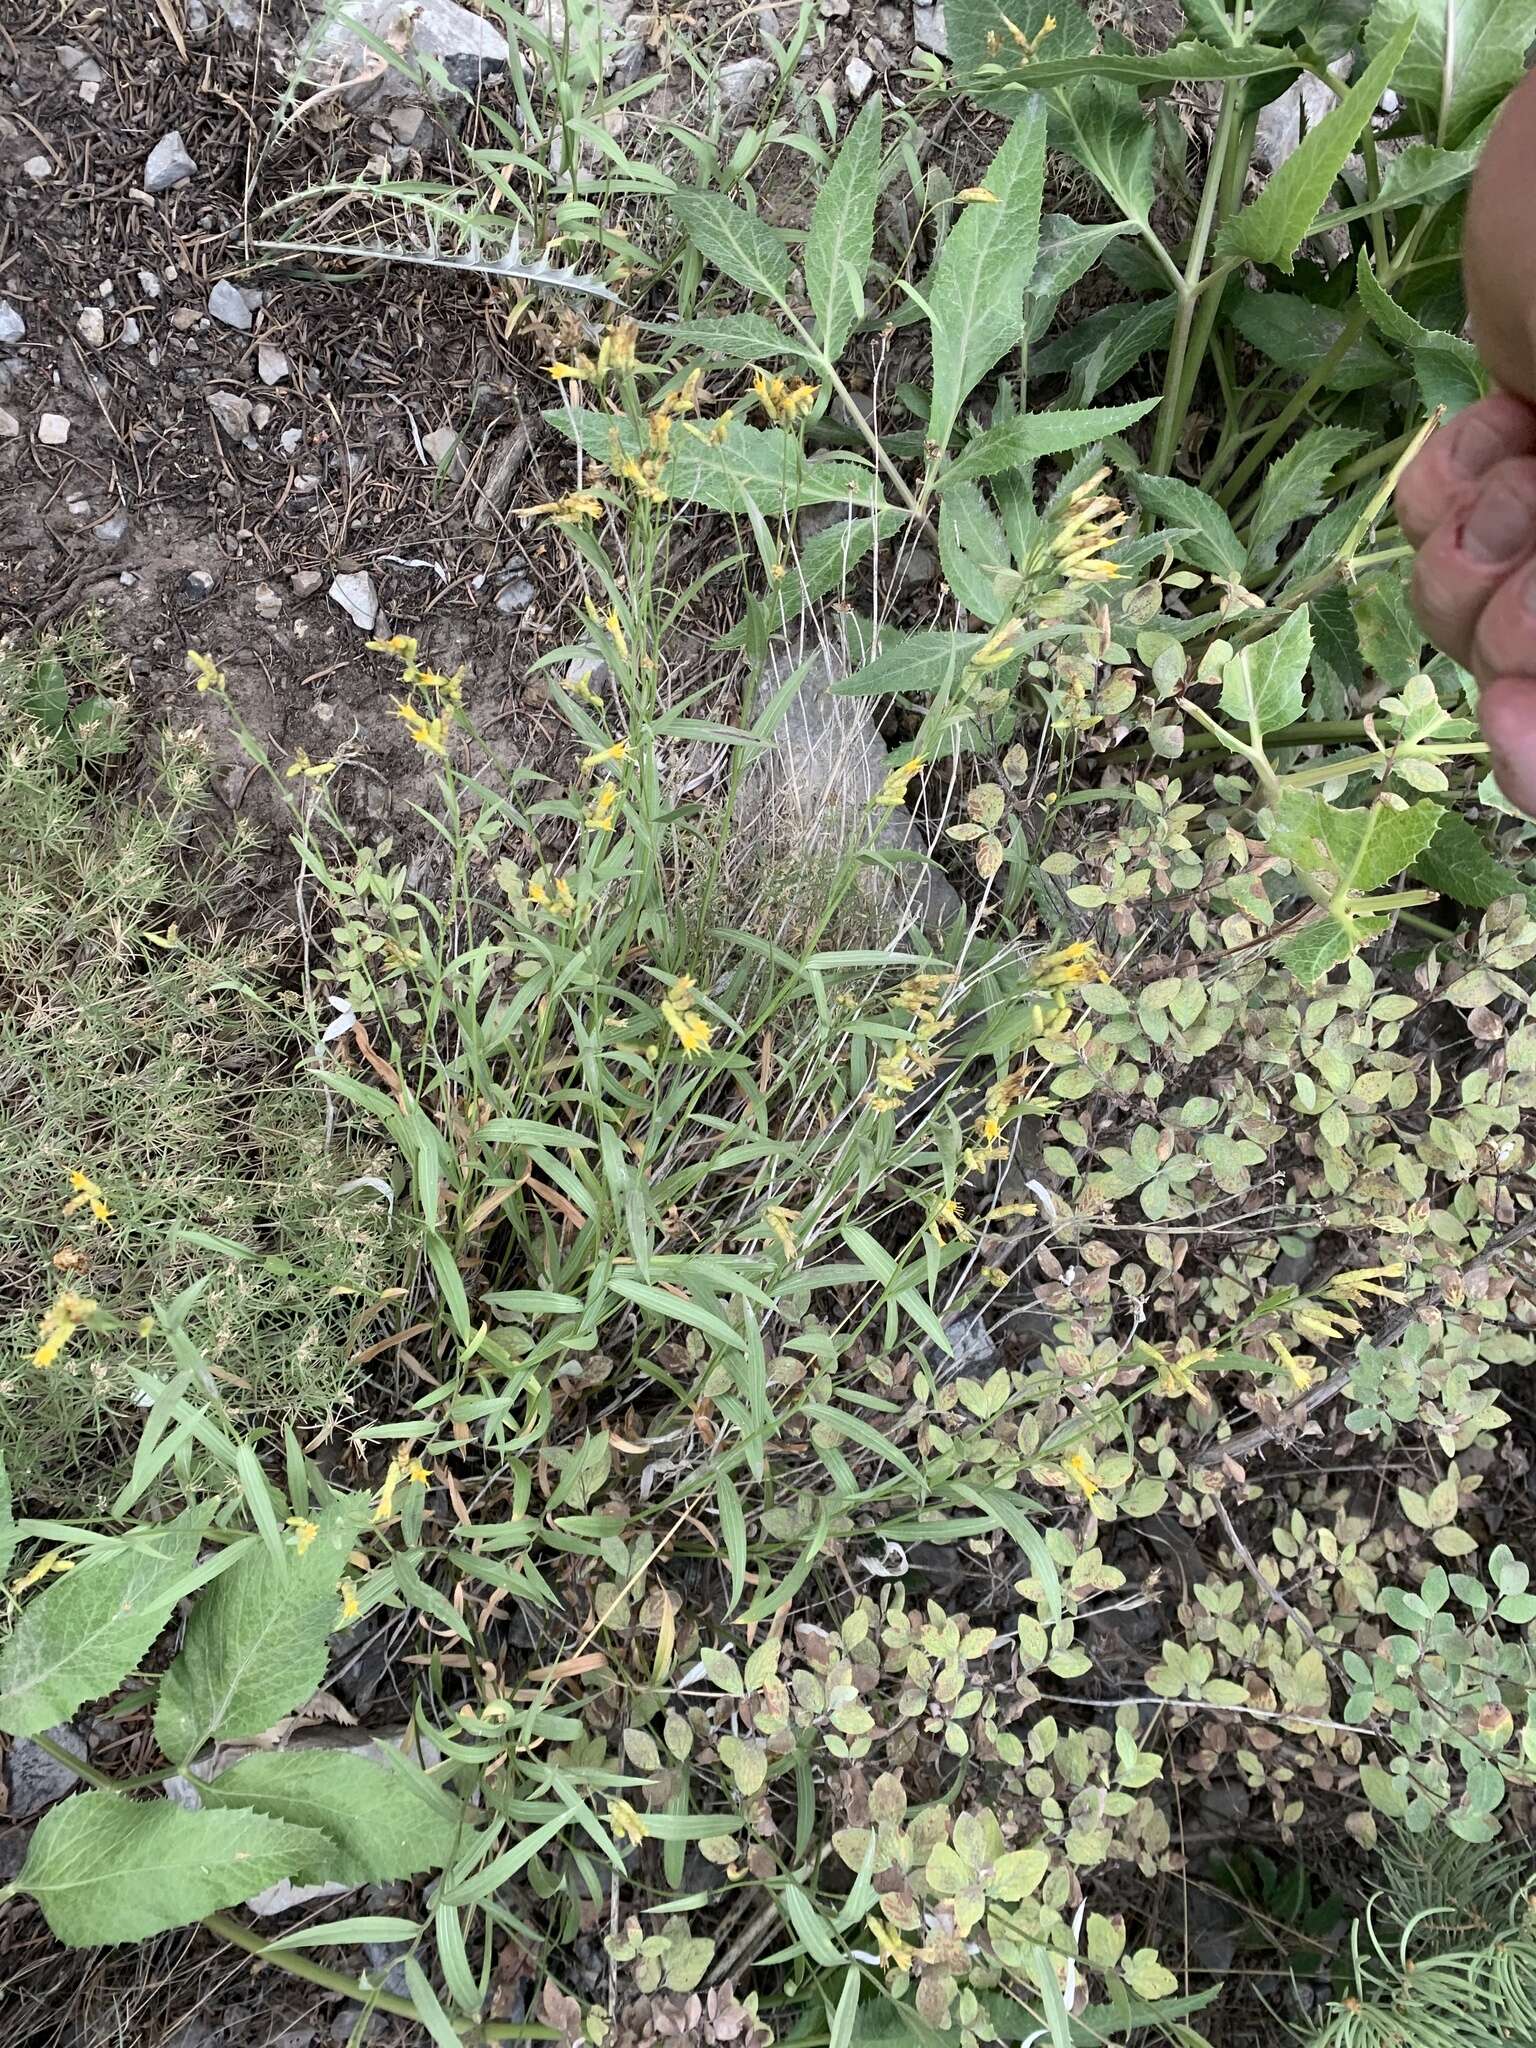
[257,343,289,385]
[279,425,304,457]
[0,301,24,344]
[138,269,162,300]
[308,0,511,107]
[845,54,874,98]
[1254,66,1349,170]
[495,570,535,612]
[290,568,323,599]
[38,412,70,446]
[0,407,18,439]
[143,130,196,193]
[121,316,141,345]
[208,279,253,330]
[329,570,380,631]
[912,2,946,55]
[94,509,129,544]
[24,155,53,181]
[422,424,465,474]
[67,496,92,519]
[206,389,253,437]
[253,581,283,620]
[718,55,773,116]
[251,402,271,430]
[77,306,105,347]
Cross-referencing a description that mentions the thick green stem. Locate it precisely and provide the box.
[1151,86,1243,475]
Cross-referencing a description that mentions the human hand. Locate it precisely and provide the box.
[1397,66,1536,817]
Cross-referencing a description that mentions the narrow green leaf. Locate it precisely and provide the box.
[17,1790,327,1946]
[1219,606,1312,735]
[940,483,1010,623]
[714,1469,748,1612]
[0,1450,14,1586]
[403,1956,469,2048]
[1216,21,1416,272]
[1133,473,1245,579]
[805,96,883,360]
[781,1881,845,1965]
[942,397,1158,485]
[154,1501,366,1763]
[667,190,790,304]
[608,1272,747,1352]
[927,103,1047,450]
[1228,290,1397,390]
[663,314,814,365]
[203,1750,470,1885]
[1376,126,1492,208]
[1245,426,1366,577]
[1024,216,1130,342]
[971,40,1303,92]
[0,1521,201,1738]
[828,1965,862,2048]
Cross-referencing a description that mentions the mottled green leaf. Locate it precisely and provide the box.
[1271,791,1444,896]
[1229,290,1397,391]
[1280,914,1359,984]
[943,397,1158,486]
[805,96,883,360]
[1412,807,1520,908]
[1024,216,1130,343]
[667,190,790,304]
[1245,427,1366,577]
[663,315,813,366]
[17,1790,325,1947]
[1134,474,1245,579]
[832,630,992,698]
[0,1522,201,1739]
[204,1750,469,1884]
[928,104,1047,451]
[1221,607,1312,734]
[940,482,1010,624]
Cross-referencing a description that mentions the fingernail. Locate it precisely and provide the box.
[1460,482,1536,564]
[1451,415,1506,478]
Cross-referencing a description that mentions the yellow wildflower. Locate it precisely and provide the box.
[528,871,577,918]
[928,1198,974,1245]
[661,975,713,1058]
[607,1798,648,1848]
[1062,1450,1100,1500]
[186,649,225,693]
[603,610,631,664]
[1326,1263,1407,1309]
[1050,467,1127,585]
[870,1044,918,1112]
[868,1915,918,1973]
[393,700,450,756]
[519,490,604,525]
[12,1549,75,1596]
[288,1516,319,1555]
[286,750,337,781]
[1035,939,1109,989]
[699,409,735,447]
[415,666,464,706]
[337,1577,361,1623]
[616,450,669,502]
[581,738,631,773]
[596,319,641,378]
[33,1289,97,1370]
[584,782,620,833]
[969,618,1029,671]
[373,1445,431,1525]
[368,634,421,669]
[63,1170,112,1224]
[875,756,924,807]
[957,187,998,203]
[764,1206,800,1260]
[1267,1333,1321,1394]
[547,353,596,384]
[657,368,705,418]
[752,373,818,425]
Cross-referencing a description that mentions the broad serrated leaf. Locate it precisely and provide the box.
[1280,913,1359,983]
[1024,216,1130,342]
[942,397,1158,485]
[663,314,814,365]
[1376,124,1493,207]
[1245,426,1366,577]
[1216,21,1415,272]
[1057,80,1157,230]
[1412,807,1519,908]
[1270,790,1444,896]
[805,96,883,360]
[17,1790,326,1946]
[1354,568,1425,688]
[970,39,1303,94]
[1133,474,1245,579]
[1365,0,1530,149]
[720,514,899,647]
[1228,290,1397,391]
[667,189,790,304]
[940,482,1011,624]
[154,1502,365,1764]
[832,630,992,699]
[927,104,1047,451]
[0,1522,202,1738]
[203,1750,469,1885]
[1413,336,1486,415]
[1220,606,1312,734]
[551,409,885,516]
[1036,294,1177,401]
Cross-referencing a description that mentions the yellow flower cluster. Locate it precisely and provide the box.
[753,373,818,425]
[286,750,336,781]
[33,1289,97,1369]
[527,870,577,918]
[584,782,620,833]
[186,649,226,693]
[875,755,924,807]
[548,318,643,387]
[1034,939,1109,990]
[373,1444,431,1525]
[1050,467,1128,585]
[869,975,954,1113]
[661,975,713,1057]
[63,1169,112,1224]
[520,491,605,526]
[927,1197,973,1245]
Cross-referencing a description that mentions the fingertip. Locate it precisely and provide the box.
[1477,675,1536,821]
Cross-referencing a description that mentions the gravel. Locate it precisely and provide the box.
[208,279,255,331]
[144,130,197,192]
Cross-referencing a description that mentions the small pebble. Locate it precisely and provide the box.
[144,130,196,194]
[67,496,92,519]
[182,568,215,602]
[912,1,947,54]
[121,316,142,346]
[208,279,254,331]
[38,412,70,446]
[257,344,289,386]
[94,510,129,544]
[845,54,874,97]
[279,427,303,457]
[251,402,272,430]
[0,407,18,438]
[77,306,105,347]
[206,389,253,437]
[495,573,536,613]
[170,307,201,332]
[289,568,323,599]
[0,301,25,344]
[253,582,282,621]
[138,269,162,300]
[329,570,380,631]
[24,155,54,182]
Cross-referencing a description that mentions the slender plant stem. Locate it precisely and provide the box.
[1218,307,1372,506]
[786,312,935,538]
[1152,85,1243,475]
